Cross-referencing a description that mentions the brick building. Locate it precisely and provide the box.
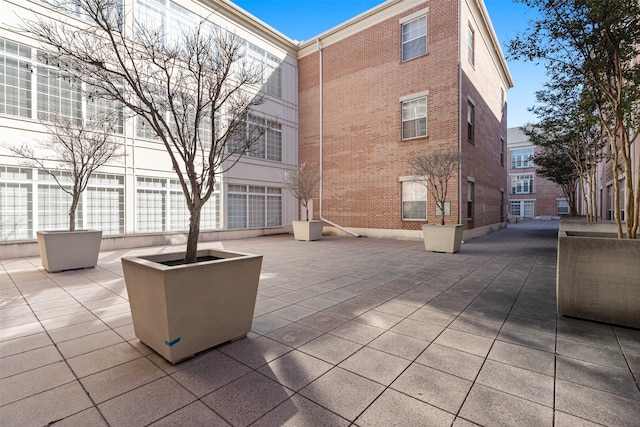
[507,127,570,219]
[298,0,513,240]
[1,0,513,254]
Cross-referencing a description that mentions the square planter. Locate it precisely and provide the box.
[422,224,464,253]
[37,230,103,273]
[557,228,640,328]
[292,220,324,241]
[121,249,263,364]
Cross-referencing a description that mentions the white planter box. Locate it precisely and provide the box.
[37,230,103,273]
[557,228,639,328]
[121,249,262,364]
[422,224,464,253]
[292,220,324,241]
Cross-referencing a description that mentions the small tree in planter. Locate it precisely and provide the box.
[284,164,323,241]
[408,149,462,253]
[3,113,123,272]
[5,113,123,232]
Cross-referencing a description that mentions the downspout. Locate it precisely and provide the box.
[316,38,361,237]
[457,0,463,226]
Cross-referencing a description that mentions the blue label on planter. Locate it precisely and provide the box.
[165,337,181,347]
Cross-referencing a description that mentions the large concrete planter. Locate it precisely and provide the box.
[37,230,102,273]
[121,249,262,364]
[557,224,640,328]
[292,220,324,241]
[422,224,464,253]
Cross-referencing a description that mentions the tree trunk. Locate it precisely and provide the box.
[69,193,80,232]
[184,207,201,264]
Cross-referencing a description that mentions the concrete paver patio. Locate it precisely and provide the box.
[1,220,639,426]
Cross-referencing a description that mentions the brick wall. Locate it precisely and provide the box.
[299,0,508,232]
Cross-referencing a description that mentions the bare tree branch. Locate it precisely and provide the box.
[21,0,268,261]
[3,113,123,231]
[408,150,460,226]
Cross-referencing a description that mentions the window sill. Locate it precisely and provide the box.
[402,135,429,142]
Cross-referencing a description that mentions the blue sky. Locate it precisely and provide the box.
[233,0,544,128]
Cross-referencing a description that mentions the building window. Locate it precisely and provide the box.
[36,52,83,123]
[247,116,282,161]
[401,181,426,220]
[435,202,451,217]
[0,167,33,241]
[511,174,534,194]
[511,200,534,218]
[136,176,220,232]
[136,177,166,233]
[0,39,32,119]
[227,185,282,229]
[249,44,282,98]
[37,170,83,231]
[468,25,475,65]
[500,138,505,166]
[467,181,474,219]
[402,16,427,61]
[402,97,427,139]
[511,148,534,168]
[229,115,282,161]
[557,199,569,215]
[1,167,125,240]
[467,101,474,141]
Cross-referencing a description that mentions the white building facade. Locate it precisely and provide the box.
[0,0,299,244]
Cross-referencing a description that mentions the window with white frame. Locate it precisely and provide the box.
[1,167,125,240]
[136,177,166,233]
[402,97,427,139]
[37,170,83,231]
[511,174,534,194]
[40,0,124,25]
[85,81,124,134]
[557,199,569,215]
[402,16,427,61]
[167,180,220,231]
[135,0,166,39]
[468,25,475,65]
[0,167,33,241]
[1,38,124,130]
[136,176,220,233]
[228,115,282,161]
[510,200,534,217]
[36,52,83,123]
[467,101,475,141]
[0,39,32,118]
[401,181,427,220]
[511,148,534,168]
[467,180,474,219]
[227,185,282,229]
[86,174,125,235]
[249,44,282,98]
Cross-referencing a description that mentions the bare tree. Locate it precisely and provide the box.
[408,150,460,226]
[284,163,320,221]
[22,0,266,262]
[4,113,123,232]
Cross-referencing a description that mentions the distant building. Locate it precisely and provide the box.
[506,127,569,219]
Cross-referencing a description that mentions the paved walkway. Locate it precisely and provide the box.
[1,220,639,426]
